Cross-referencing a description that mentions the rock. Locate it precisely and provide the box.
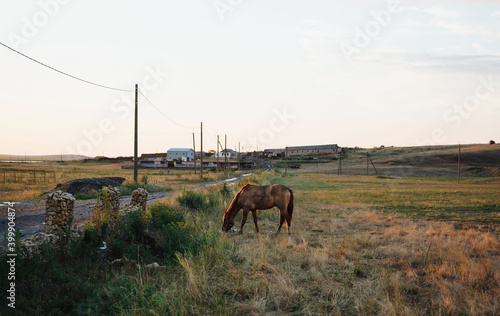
[92,186,121,223]
[44,177,126,196]
[45,190,75,234]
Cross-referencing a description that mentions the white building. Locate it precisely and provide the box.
[167,148,194,162]
[216,149,239,159]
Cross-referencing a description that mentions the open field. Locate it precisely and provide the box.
[0,160,244,202]
[2,166,499,314]
[1,145,499,314]
[275,143,500,178]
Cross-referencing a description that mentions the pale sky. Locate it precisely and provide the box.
[1,0,499,157]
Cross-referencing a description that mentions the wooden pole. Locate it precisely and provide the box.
[200,122,203,179]
[368,153,378,175]
[192,132,196,174]
[224,134,227,172]
[216,134,219,171]
[134,84,138,184]
[238,141,241,171]
[285,147,288,176]
[367,152,369,175]
[458,144,461,184]
[338,155,342,175]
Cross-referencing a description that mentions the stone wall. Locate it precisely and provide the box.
[130,188,148,210]
[45,190,75,234]
[92,186,120,223]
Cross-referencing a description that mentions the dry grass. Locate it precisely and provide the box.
[0,160,244,201]
[145,172,500,315]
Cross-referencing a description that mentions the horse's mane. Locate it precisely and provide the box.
[225,183,251,215]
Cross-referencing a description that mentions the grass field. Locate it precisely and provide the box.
[0,160,243,202]
[1,145,499,314]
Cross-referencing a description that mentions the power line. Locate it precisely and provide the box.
[1,40,198,135]
[138,90,196,130]
[0,41,133,92]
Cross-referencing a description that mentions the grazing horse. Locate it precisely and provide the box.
[222,183,294,234]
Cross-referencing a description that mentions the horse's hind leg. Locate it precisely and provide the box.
[251,210,259,233]
[276,211,286,235]
[276,208,292,235]
[239,209,250,234]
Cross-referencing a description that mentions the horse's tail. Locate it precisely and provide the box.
[287,189,294,224]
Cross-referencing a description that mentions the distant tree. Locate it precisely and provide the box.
[207,149,216,157]
[490,140,496,145]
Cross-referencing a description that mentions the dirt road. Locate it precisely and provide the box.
[0,174,253,241]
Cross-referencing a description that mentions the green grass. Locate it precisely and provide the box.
[271,174,500,223]
[2,171,499,315]
[117,183,170,196]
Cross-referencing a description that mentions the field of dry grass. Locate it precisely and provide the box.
[117,171,499,315]
[1,145,499,314]
[0,160,242,202]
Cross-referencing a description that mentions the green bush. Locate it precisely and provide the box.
[0,201,213,315]
[118,183,168,196]
[177,190,207,210]
[150,202,184,227]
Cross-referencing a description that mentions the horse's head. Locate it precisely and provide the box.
[222,212,234,232]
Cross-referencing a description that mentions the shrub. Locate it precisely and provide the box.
[150,202,184,227]
[177,190,207,210]
[118,183,167,196]
[219,182,231,198]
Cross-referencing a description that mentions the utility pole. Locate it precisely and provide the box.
[216,134,219,171]
[338,154,342,175]
[192,132,196,174]
[458,144,461,184]
[284,147,288,176]
[238,141,241,170]
[134,84,138,184]
[367,152,369,175]
[200,122,203,179]
[224,134,228,172]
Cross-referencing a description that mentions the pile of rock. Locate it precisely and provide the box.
[92,186,120,222]
[45,190,75,234]
[130,188,148,210]
[120,188,149,215]
[20,227,83,257]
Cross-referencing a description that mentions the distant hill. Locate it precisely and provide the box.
[0,154,91,162]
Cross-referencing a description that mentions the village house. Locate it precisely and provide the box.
[167,148,194,162]
[215,149,239,159]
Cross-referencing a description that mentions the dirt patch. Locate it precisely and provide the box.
[45,177,126,196]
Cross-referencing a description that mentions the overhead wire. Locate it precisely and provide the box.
[1,40,203,136]
[0,41,133,92]
[138,90,196,130]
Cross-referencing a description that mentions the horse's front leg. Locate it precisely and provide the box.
[251,210,259,233]
[239,209,250,234]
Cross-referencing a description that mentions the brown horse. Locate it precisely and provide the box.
[222,183,294,234]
